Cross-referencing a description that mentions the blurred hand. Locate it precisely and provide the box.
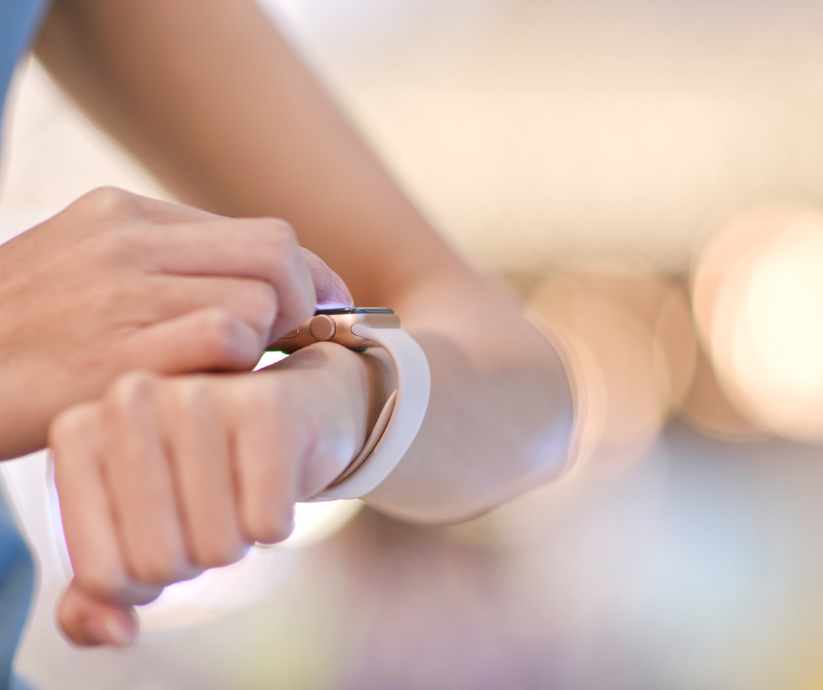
[48,342,376,647]
[0,187,352,458]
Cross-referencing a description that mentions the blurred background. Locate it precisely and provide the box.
[3,1,823,688]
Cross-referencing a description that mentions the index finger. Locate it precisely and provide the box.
[148,218,352,337]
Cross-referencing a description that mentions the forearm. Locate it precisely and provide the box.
[36,0,466,303]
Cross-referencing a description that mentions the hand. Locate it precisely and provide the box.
[48,341,386,647]
[0,187,352,458]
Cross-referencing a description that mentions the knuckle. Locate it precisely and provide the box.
[74,567,129,601]
[251,218,298,259]
[260,217,295,242]
[247,517,294,546]
[49,405,95,450]
[200,309,257,365]
[192,537,246,569]
[129,554,187,587]
[170,377,212,412]
[107,371,157,413]
[76,186,135,218]
[204,308,240,343]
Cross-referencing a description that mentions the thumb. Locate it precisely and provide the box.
[57,580,138,647]
[301,249,354,307]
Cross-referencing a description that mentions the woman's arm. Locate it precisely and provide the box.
[36,0,573,522]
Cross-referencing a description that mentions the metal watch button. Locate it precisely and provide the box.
[308,314,336,341]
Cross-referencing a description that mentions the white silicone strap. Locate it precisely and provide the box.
[309,324,430,501]
[326,390,397,487]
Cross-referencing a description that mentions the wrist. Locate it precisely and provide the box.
[283,342,396,499]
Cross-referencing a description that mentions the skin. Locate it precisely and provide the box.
[12,0,574,646]
[0,187,351,459]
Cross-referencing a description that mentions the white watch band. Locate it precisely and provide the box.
[309,323,430,501]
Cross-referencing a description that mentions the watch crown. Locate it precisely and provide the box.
[308,314,337,341]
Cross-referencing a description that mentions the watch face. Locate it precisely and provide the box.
[314,307,395,315]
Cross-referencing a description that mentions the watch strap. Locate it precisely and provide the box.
[325,390,397,489]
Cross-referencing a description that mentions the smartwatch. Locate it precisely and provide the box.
[267,307,430,501]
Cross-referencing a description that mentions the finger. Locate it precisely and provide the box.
[50,405,133,603]
[302,248,354,308]
[146,219,316,337]
[141,275,278,343]
[99,193,351,306]
[149,218,306,283]
[161,378,248,569]
[57,581,137,648]
[102,373,196,586]
[123,308,263,374]
[225,382,301,545]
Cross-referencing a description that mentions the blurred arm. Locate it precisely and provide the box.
[35,0,573,522]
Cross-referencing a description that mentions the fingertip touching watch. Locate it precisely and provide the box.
[267,307,430,501]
